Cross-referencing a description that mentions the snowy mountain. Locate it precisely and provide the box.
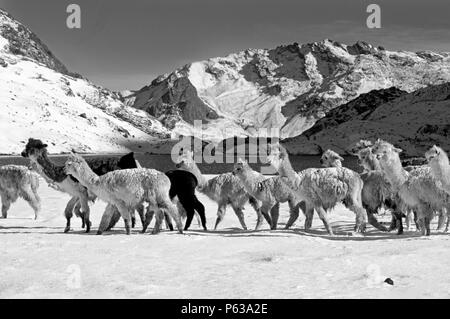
[0,8,170,155]
[127,40,450,140]
[283,83,450,157]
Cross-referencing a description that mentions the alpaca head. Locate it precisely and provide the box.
[320,150,344,168]
[232,158,250,177]
[64,153,89,179]
[356,147,381,172]
[267,144,289,171]
[425,145,448,166]
[371,140,403,171]
[175,150,195,170]
[21,138,49,161]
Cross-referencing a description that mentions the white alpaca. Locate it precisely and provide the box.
[372,140,450,235]
[426,146,450,194]
[426,145,450,231]
[321,149,395,232]
[176,151,266,230]
[267,145,368,235]
[0,165,41,219]
[64,153,183,235]
[232,159,303,230]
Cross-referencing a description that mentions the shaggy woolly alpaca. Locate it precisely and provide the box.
[426,146,450,195]
[176,151,265,230]
[64,153,183,235]
[372,140,450,236]
[267,145,368,235]
[232,159,303,230]
[105,169,206,232]
[321,148,394,233]
[0,165,41,219]
[21,139,142,233]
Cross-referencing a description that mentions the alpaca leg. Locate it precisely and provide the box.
[260,204,273,230]
[437,209,447,231]
[231,206,247,232]
[72,201,85,229]
[158,201,183,234]
[347,204,368,233]
[183,206,196,231]
[97,204,119,235]
[1,194,11,219]
[193,196,207,231]
[152,210,164,235]
[79,195,91,233]
[214,203,228,230]
[405,211,412,231]
[394,212,404,235]
[63,197,78,233]
[106,205,121,231]
[285,201,304,230]
[413,211,420,232]
[142,206,156,234]
[164,213,174,231]
[301,202,314,231]
[366,206,388,232]
[136,204,146,229]
[116,203,132,235]
[270,203,280,230]
[255,210,265,231]
[284,200,301,230]
[316,206,334,235]
[249,196,261,230]
[20,185,41,220]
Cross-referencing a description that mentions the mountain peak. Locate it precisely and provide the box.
[0,8,70,75]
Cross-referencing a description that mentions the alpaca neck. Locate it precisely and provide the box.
[332,161,342,168]
[381,156,408,191]
[34,152,67,183]
[72,162,101,191]
[278,157,300,186]
[188,161,208,190]
[430,155,450,190]
[238,169,264,195]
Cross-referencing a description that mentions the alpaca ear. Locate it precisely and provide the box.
[393,147,403,154]
[433,145,440,155]
[338,155,344,162]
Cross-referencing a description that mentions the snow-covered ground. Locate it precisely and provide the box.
[1,176,449,299]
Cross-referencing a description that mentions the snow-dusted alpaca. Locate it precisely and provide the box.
[232,159,303,230]
[0,165,41,219]
[372,140,450,236]
[64,153,183,235]
[176,151,266,230]
[267,145,368,235]
[321,149,393,232]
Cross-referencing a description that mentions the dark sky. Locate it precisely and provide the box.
[1,0,449,90]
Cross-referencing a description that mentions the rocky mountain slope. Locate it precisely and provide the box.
[283,83,450,157]
[0,8,170,155]
[127,40,450,140]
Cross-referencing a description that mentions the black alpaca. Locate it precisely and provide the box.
[165,170,207,231]
[108,169,207,232]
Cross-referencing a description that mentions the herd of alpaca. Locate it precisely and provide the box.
[1,137,449,237]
